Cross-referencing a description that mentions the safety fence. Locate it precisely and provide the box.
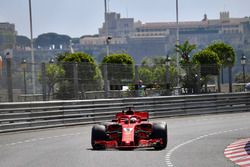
[0,92,249,133]
[0,60,250,102]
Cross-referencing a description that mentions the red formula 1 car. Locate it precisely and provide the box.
[91,107,167,150]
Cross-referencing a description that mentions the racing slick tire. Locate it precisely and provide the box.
[151,123,168,150]
[91,124,107,150]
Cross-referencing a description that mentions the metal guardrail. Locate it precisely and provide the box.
[0,92,249,133]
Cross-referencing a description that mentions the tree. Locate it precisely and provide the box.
[35,33,71,49]
[175,41,197,93]
[38,63,65,99]
[139,57,166,87]
[57,52,102,99]
[192,49,220,92]
[16,35,30,49]
[45,64,65,99]
[138,67,154,85]
[101,53,134,90]
[192,49,220,72]
[175,40,196,64]
[207,42,236,92]
[138,56,177,92]
[71,38,80,44]
[179,65,200,94]
[207,42,235,67]
[102,53,134,64]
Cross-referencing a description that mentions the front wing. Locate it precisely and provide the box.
[94,138,163,149]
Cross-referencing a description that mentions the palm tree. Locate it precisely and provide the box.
[175,40,196,64]
[175,41,197,93]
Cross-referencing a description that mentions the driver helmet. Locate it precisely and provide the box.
[130,117,137,123]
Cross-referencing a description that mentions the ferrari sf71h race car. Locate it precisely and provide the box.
[91,107,167,150]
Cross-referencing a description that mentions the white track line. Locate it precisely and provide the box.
[165,127,250,167]
[0,132,82,148]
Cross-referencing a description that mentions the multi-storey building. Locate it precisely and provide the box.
[80,12,250,63]
[0,22,16,50]
[99,12,135,38]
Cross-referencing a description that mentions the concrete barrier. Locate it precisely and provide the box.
[0,92,249,133]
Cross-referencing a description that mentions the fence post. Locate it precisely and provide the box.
[165,62,170,95]
[134,65,139,97]
[41,63,46,101]
[6,58,13,102]
[103,64,109,98]
[197,65,201,94]
[134,65,139,82]
[247,93,250,111]
[73,63,79,99]
[0,56,3,80]
[216,65,221,93]
[228,66,232,93]
[217,74,221,93]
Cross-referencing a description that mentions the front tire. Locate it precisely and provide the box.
[91,124,107,150]
[151,123,168,150]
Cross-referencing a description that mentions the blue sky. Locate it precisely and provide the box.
[0,0,249,38]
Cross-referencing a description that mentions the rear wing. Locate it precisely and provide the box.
[115,111,149,121]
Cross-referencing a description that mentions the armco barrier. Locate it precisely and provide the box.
[0,92,249,133]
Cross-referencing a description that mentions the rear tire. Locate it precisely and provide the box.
[151,123,168,150]
[91,124,107,150]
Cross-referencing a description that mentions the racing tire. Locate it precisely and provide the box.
[151,123,168,150]
[91,124,107,150]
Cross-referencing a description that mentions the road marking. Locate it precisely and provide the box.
[165,127,250,167]
[0,132,82,148]
[224,138,250,166]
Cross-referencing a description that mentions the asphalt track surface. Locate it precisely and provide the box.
[1,112,250,167]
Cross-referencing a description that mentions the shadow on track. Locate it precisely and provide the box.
[87,147,162,151]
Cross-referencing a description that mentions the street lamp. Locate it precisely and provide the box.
[227,57,233,93]
[29,0,35,94]
[240,54,246,85]
[176,0,180,89]
[106,36,112,56]
[166,54,171,66]
[165,55,171,93]
[0,56,3,79]
[21,59,27,95]
[49,58,55,64]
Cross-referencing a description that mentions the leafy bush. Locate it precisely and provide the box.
[192,49,221,76]
[101,53,135,90]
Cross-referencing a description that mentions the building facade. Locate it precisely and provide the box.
[0,22,16,51]
[80,12,250,63]
[99,12,135,38]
